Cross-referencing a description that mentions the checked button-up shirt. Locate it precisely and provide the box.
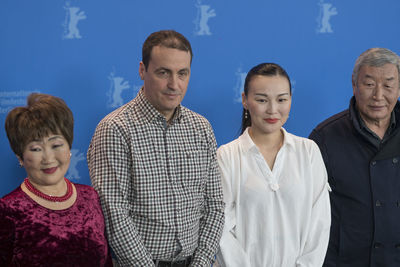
[87,89,224,267]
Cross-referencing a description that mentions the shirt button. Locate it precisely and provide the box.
[371,161,377,166]
[393,158,398,164]
[270,183,279,191]
[375,200,382,207]
[374,242,382,248]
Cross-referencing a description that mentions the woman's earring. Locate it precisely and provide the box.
[245,110,248,119]
[19,161,23,168]
[70,152,72,158]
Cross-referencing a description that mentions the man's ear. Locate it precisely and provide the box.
[352,74,357,95]
[139,61,146,80]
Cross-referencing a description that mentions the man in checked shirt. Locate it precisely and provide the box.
[87,30,225,267]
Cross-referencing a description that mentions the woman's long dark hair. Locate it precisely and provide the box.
[240,63,292,134]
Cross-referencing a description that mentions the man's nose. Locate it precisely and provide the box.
[167,75,179,90]
[373,84,384,100]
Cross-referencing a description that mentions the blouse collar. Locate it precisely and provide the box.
[239,127,296,154]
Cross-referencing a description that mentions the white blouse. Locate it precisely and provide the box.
[216,128,331,267]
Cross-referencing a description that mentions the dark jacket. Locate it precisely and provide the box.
[309,97,400,267]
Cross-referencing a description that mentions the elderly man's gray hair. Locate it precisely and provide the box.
[352,48,400,87]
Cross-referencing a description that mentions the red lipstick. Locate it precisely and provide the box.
[265,118,279,124]
[42,167,57,174]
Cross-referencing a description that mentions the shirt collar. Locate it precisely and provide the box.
[239,127,296,154]
[350,96,397,146]
[135,88,183,124]
[282,128,296,150]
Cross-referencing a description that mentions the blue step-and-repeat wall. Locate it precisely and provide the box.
[1,0,399,197]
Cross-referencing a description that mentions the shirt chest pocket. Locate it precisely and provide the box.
[176,145,208,193]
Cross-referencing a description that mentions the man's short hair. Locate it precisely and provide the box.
[5,93,74,159]
[142,30,193,70]
[353,48,400,87]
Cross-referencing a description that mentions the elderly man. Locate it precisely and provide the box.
[88,30,224,267]
[309,48,400,267]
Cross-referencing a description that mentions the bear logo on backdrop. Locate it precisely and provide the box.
[107,70,131,108]
[0,91,37,114]
[316,0,338,34]
[233,67,247,103]
[66,149,85,181]
[193,0,216,36]
[62,1,87,39]
[107,69,141,109]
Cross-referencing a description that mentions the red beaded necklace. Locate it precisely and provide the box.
[24,177,73,202]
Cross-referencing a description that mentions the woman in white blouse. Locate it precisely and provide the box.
[216,63,331,267]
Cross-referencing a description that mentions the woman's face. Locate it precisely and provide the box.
[242,74,291,136]
[19,134,71,187]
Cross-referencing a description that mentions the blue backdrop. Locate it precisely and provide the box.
[1,0,399,197]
